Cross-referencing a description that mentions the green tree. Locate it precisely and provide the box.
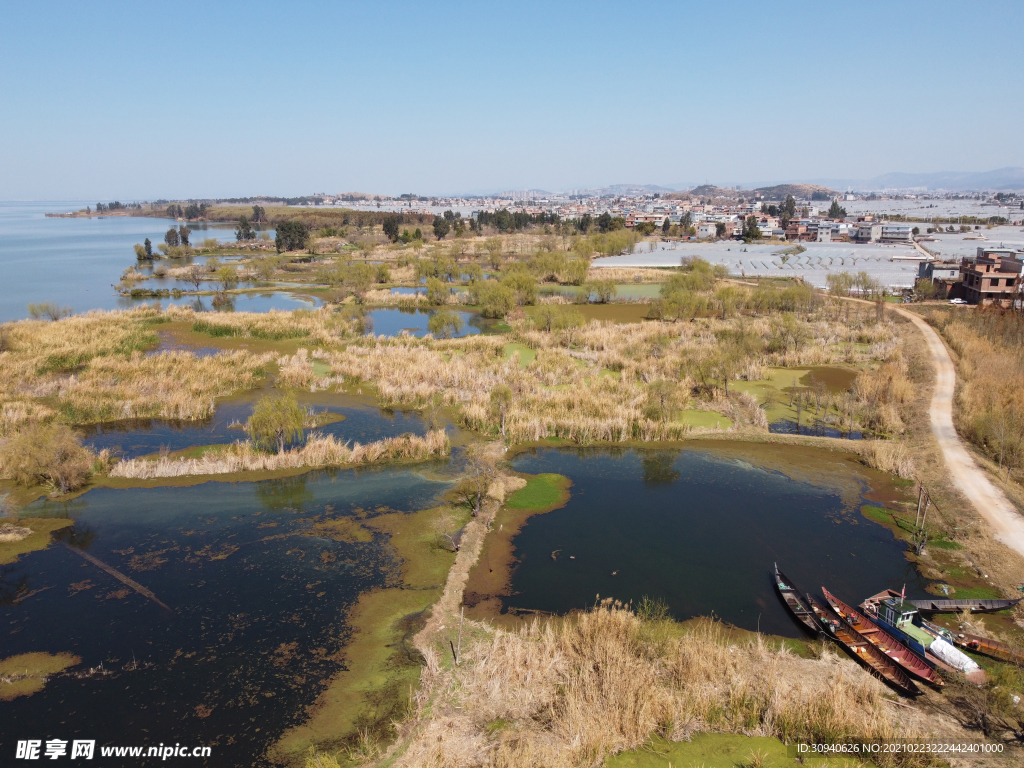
[741,215,761,243]
[247,393,306,454]
[382,216,401,242]
[779,194,797,227]
[427,308,463,339]
[144,238,152,257]
[275,221,310,253]
[134,243,148,260]
[662,217,671,234]
[178,226,191,246]
[585,278,617,303]
[216,265,239,292]
[425,277,449,305]
[828,199,847,219]
[501,268,537,306]
[478,282,516,318]
[251,205,267,224]
[236,216,255,241]
[164,228,180,247]
[433,216,451,240]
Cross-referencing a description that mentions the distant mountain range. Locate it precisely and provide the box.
[795,167,1024,192]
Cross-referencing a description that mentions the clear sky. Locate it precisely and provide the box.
[2,0,1021,199]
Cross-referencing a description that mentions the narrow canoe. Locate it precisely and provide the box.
[773,564,821,636]
[822,587,942,687]
[910,597,1020,614]
[807,594,919,696]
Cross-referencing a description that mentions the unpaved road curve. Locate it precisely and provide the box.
[894,307,1024,558]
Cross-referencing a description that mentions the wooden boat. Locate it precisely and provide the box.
[773,564,821,636]
[910,597,1021,614]
[807,594,919,696]
[822,587,942,687]
[949,629,1024,663]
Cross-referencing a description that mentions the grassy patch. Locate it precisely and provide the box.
[0,652,80,701]
[678,409,733,429]
[951,586,1004,599]
[0,517,75,565]
[507,473,570,511]
[861,505,895,527]
[605,732,875,768]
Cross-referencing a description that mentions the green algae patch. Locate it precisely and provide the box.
[503,342,536,369]
[678,409,733,429]
[507,473,570,511]
[269,504,465,766]
[0,517,75,565]
[0,652,80,701]
[605,733,876,768]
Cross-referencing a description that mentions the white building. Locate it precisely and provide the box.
[881,224,914,243]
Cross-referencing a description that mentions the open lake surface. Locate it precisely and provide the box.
[500,447,925,636]
[0,467,450,766]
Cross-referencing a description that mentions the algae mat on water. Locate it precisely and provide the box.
[0,518,74,565]
[605,733,877,768]
[269,503,468,765]
[0,652,80,701]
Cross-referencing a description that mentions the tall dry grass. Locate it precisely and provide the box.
[319,308,899,444]
[109,429,449,479]
[384,602,927,768]
[927,308,1024,480]
[0,308,271,433]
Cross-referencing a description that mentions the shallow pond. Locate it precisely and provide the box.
[81,392,437,459]
[0,466,450,767]
[479,446,924,637]
[364,307,494,338]
[118,291,319,313]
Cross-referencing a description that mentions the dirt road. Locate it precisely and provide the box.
[894,307,1024,558]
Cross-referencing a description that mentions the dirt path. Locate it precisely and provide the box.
[894,307,1024,558]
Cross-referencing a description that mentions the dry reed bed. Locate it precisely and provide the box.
[926,309,1024,480]
[109,429,449,479]
[387,603,928,768]
[319,311,902,444]
[0,308,272,432]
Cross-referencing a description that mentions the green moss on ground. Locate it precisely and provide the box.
[678,409,733,429]
[507,473,570,511]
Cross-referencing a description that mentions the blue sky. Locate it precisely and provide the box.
[1,0,1021,199]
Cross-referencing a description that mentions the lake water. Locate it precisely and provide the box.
[81,392,437,459]
[0,467,450,767]
[364,308,491,338]
[497,447,924,637]
[0,202,273,322]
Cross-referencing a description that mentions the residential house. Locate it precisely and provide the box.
[959,251,1023,307]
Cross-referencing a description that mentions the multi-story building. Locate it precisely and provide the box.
[959,250,1024,307]
[880,224,914,243]
[855,223,883,243]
